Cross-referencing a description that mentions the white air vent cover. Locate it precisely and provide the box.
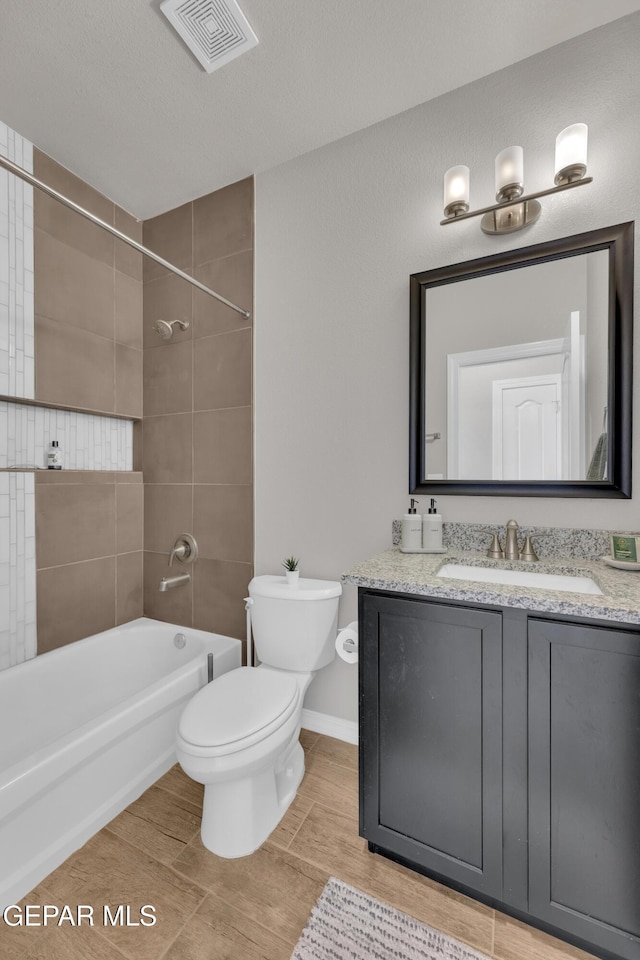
[161,0,258,73]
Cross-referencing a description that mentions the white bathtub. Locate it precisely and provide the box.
[0,617,241,909]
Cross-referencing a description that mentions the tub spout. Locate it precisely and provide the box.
[159,572,191,592]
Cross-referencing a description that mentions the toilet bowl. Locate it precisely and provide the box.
[177,666,307,857]
[176,574,342,858]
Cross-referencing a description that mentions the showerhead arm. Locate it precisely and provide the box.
[153,318,190,339]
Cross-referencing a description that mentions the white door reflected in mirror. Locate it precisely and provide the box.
[492,375,561,480]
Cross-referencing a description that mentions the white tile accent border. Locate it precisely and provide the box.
[0,401,133,669]
[0,401,133,471]
[0,122,34,399]
[0,472,36,670]
[0,123,133,669]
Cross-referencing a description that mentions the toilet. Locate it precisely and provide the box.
[175,574,342,858]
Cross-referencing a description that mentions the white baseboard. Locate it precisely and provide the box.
[301,708,358,745]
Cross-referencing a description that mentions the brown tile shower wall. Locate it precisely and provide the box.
[30,154,251,651]
[35,472,144,654]
[33,149,143,417]
[142,177,254,647]
[32,150,144,654]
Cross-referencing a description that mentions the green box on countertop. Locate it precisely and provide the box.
[610,534,639,562]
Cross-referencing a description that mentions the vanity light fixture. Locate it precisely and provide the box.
[443,165,470,218]
[441,124,591,235]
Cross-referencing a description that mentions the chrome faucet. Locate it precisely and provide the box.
[159,572,191,592]
[485,521,541,562]
[504,520,520,560]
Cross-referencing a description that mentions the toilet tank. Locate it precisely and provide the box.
[248,575,342,672]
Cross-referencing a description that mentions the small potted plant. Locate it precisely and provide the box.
[282,556,300,586]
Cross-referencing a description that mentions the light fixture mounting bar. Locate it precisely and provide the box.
[440,176,592,226]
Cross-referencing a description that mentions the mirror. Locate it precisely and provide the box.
[410,222,634,498]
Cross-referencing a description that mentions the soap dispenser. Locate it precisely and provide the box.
[422,498,443,552]
[401,499,422,551]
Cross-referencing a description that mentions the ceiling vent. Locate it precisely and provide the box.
[160,0,258,73]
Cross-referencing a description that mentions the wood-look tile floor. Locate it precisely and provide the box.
[1,731,597,960]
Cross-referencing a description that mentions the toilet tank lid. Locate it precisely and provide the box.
[249,575,342,601]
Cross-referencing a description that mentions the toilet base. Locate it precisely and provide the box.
[200,736,305,858]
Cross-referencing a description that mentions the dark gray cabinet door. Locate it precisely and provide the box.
[528,618,640,960]
[360,592,503,898]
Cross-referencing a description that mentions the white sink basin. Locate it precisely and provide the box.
[436,563,603,595]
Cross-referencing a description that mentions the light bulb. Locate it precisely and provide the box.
[495,146,524,203]
[443,165,470,218]
[555,123,588,184]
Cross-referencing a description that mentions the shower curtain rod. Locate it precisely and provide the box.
[0,154,251,320]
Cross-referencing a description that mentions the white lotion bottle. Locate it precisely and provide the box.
[401,499,422,551]
[47,440,62,470]
[422,498,443,552]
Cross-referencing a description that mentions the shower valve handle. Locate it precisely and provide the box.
[169,533,198,567]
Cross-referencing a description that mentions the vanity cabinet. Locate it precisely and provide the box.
[527,618,640,955]
[359,589,640,960]
[359,592,504,897]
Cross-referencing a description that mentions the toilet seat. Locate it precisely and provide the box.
[177,667,301,758]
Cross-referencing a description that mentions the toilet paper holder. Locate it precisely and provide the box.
[335,621,359,664]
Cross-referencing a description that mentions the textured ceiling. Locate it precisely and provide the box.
[1,0,639,218]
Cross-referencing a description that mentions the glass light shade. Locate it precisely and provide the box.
[443,165,470,218]
[495,146,524,202]
[555,123,588,184]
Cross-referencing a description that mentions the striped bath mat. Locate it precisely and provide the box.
[291,877,491,960]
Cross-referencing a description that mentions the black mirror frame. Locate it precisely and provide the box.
[409,221,634,498]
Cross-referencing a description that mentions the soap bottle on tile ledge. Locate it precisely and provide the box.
[422,498,443,552]
[401,499,422,551]
[47,440,62,470]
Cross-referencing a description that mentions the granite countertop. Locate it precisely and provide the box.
[342,548,640,625]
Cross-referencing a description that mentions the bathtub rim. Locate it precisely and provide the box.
[0,617,241,813]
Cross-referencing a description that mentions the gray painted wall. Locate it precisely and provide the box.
[254,14,640,723]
